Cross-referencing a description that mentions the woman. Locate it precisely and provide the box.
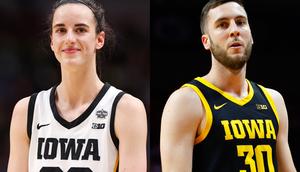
[8,0,147,171]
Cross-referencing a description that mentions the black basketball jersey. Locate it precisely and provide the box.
[183,77,279,172]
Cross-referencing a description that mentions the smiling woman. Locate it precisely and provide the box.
[7,0,148,172]
[51,3,105,72]
[50,3,104,68]
[48,0,114,74]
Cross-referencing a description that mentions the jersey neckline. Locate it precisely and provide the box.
[49,83,110,129]
[195,77,254,106]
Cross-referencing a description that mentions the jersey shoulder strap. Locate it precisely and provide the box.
[110,91,126,149]
[27,93,38,139]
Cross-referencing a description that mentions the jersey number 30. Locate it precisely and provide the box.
[40,167,92,172]
[237,145,274,172]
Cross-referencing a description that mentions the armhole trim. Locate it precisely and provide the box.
[258,85,280,125]
[182,83,213,144]
[113,154,119,172]
[27,93,38,139]
[110,91,125,150]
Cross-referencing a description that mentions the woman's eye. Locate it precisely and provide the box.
[76,28,87,33]
[55,28,66,33]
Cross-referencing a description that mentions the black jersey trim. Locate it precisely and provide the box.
[27,93,38,139]
[50,83,110,129]
[113,155,119,172]
[110,91,125,149]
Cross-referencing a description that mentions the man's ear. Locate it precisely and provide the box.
[202,34,210,50]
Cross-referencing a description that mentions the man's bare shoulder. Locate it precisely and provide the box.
[263,87,283,102]
[170,86,203,107]
[259,85,285,109]
[163,87,203,122]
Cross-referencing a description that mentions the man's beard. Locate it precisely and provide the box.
[210,39,252,70]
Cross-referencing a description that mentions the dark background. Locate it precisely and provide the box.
[1,0,300,171]
[0,0,149,171]
[151,0,300,171]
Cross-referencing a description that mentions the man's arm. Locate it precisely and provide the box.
[160,87,203,172]
[267,88,297,172]
[8,97,30,172]
[115,94,148,172]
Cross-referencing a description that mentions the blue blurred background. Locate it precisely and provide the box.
[0,0,149,171]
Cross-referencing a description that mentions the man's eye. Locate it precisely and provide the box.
[236,19,247,26]
[218,22,228,28]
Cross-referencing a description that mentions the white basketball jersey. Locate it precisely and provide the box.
[28,83,124,172]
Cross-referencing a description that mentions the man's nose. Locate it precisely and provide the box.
[229,23,240,37]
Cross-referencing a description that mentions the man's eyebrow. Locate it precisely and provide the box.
[215,15,247,23]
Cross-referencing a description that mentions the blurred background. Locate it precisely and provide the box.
[1,0,300,171]
[151,0,300,171]
[0,0,149,171]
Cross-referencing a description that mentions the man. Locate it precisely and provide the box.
[160,0,296,171]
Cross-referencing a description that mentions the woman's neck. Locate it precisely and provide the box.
[57,68,103,107]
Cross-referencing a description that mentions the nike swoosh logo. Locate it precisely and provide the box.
[37,123,50,130]
[214,103,227,110]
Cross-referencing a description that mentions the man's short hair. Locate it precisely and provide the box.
[200,0,245,34]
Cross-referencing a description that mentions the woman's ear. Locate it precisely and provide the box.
[96,31,105,49]
[50,35,54,51]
